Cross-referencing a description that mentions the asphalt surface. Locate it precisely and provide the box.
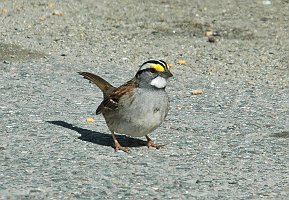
[1,0,289,199]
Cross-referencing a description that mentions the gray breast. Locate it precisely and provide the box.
[104,88,169,137]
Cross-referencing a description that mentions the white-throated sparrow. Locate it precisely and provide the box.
[78,60,173,152]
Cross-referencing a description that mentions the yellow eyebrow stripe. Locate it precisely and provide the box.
[150,64,165,72]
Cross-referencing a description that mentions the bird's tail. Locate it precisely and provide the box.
[78,72,115,96]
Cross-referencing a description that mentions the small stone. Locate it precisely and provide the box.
[262,0,272,5]
[177,59,186,65]
[192,89,204,95]
[48,3,56,9]
[86,118,94,123]
[52,10,64,16]
[1,8,8,14]
[39,15,46,21]
[208,36,216,43]
[204,30,214,37]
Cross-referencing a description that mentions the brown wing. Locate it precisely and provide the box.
[78,72,115,96]
[96,79,138,114]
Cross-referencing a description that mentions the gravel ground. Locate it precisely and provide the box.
[1,0,289,199]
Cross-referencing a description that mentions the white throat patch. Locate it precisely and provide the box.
[150,76,167,88]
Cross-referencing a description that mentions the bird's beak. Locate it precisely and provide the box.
[161,70,173,78]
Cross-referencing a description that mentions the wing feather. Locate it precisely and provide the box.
[96,79,138,114]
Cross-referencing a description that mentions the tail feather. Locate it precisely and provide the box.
[78,72,115,96]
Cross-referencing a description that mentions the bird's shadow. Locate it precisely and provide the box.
[47,121,147,148]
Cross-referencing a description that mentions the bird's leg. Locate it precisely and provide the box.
[145,135,164,149]
[111,131,129,153]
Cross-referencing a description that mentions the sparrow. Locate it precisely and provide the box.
[78,59,173,152]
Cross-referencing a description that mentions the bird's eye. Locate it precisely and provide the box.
[149,68,158,73]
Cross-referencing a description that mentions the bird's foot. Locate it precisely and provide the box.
[145,135,165,149]
[111,132,130,153]
[113,139,130,153]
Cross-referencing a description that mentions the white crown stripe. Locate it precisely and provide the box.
[139,60,167,71]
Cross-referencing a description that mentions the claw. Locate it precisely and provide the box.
[145,135,165,149]
[111,131,130,153]
[114,142,130,153]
